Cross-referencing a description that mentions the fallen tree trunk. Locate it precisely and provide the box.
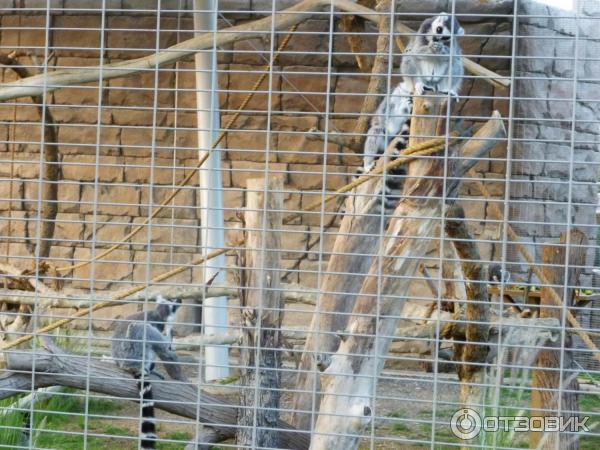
[2,347,310,450]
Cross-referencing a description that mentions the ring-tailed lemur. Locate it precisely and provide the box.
[360,13,464,214]
[111,297,187,450]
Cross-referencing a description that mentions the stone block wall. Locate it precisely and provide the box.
[0,3,596,334]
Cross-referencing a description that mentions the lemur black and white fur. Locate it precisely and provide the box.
[111,297,186,450]
[360,13,464,213]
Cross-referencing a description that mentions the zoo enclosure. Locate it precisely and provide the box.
[0,0,599,449]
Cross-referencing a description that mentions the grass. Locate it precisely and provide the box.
[0,387,197,449]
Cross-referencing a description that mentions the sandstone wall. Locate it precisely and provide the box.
[5,2,596,334]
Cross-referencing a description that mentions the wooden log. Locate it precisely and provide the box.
[530,230,586,450]
[3,345,310,450]
[311,94,450,450]
[236,178,285,449]
[444,205,490,450]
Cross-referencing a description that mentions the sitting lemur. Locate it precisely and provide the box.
[360,13,465,214]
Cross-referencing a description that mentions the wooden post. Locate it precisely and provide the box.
[311,94,450,450]
[236,177,285,449]
[530,230,586,450]
[445,205,490,450]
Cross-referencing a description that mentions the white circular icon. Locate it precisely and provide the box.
[450,408,482,440]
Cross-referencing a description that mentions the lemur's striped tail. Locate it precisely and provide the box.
[135,376,156,449]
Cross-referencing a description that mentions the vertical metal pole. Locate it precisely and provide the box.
[193,0,229,381]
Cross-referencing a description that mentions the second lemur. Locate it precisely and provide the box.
[361,13,464,214]
[111,297,187,450]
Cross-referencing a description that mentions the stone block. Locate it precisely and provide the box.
[281,65,333,113]
[53,213,84,243]
[107,68,174,109]
[53,15,102,57]
[0,180,23,211]
[83,214,132,250]
[61,155,124,182]
[300,191,344,227]
[509,201,545,237]
[121,122,174,158]
[273,115,339,165]
[63,0,121,10]
[297,259,328,290]
[11,123,42,154]
[532,176,568,201]
[140,184,197,220]
[333,73,370,114]
[132,249,192,285]
[277,20,330,67]
[280,224,308,260]
[0,242,32,271]
[224,114,279,162]
[508,175,533,199]
[72,247,133,290]
[457,80,494,119]
[131,217,198,253]
[48,245,74,267]
[544,202,569,237]
[229,161,287,188]
[1,15,46,50]
[511,142,544,176]
[222,188,244,221]
[459,197,487,222]
[58,123,120,156]
[288,164,348,190]
[227,64,280,112]
[0,211,28,242]
[231,35,269,66]
[80,184,140,216]
[106,16,173,59]
[57,182,80,213]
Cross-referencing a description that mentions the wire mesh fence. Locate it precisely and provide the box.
[0,0,599,449]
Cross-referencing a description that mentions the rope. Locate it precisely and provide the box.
[55,24,300,273]
[2,134,451,350]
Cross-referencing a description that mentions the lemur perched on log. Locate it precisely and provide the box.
[360,13,464,214]
[111,297,187,450]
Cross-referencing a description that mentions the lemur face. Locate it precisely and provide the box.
[421,13,464,47]
[156,295,182,319]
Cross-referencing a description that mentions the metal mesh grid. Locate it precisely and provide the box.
[0,0,599,449]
